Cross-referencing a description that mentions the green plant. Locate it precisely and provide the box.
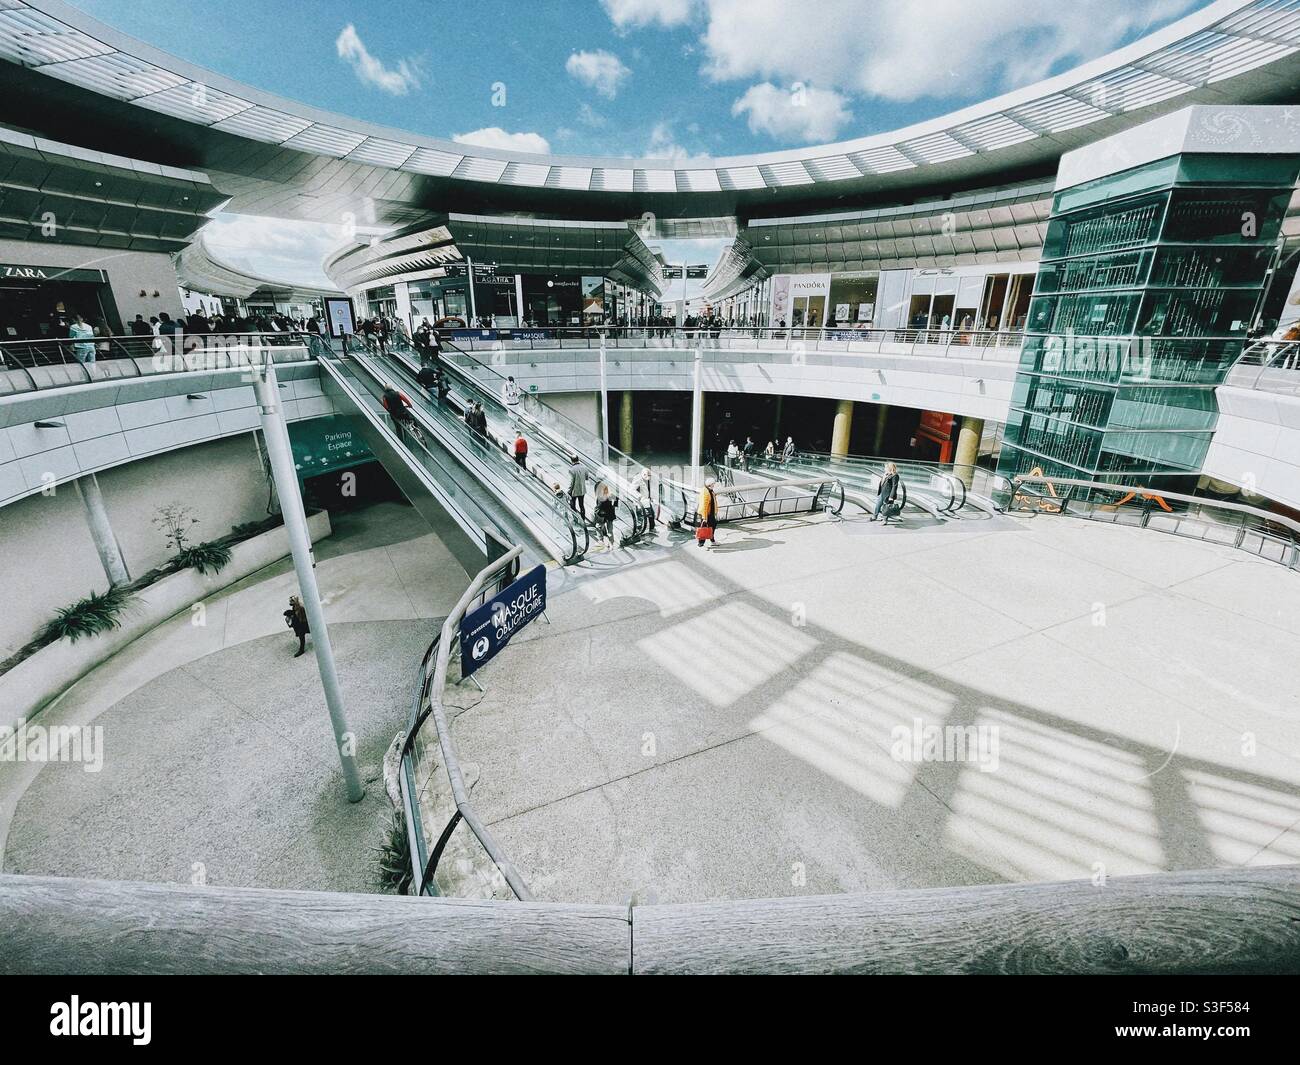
[175,540,232,575]
[153,502,200,553]
[375,810,414,894]
[37,585,138,644]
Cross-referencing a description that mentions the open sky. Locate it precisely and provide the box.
[65,0,1213,286]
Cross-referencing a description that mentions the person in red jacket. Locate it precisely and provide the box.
[380,386,412,433]
[514,432,528,470]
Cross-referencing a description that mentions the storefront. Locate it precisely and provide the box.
[769,273,831,328]
[827,272,879,327]
[521,273,584,327]
[0,263,121,340]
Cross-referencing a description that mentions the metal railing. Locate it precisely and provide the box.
[440,325,1024,361]
[1000,473,1300,569]
[0,330,325,395]
[399,545,531,899]
[1228,338,1300,396]
[680,474,845,526]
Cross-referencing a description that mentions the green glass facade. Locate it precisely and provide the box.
[997,153,1300,490]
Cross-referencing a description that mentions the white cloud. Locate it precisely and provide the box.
[640,120,713,165]
[202,214,348,289]
[565,49,632,99]
[731,82,852,143]
[578,102,608,128]
[698,0,1200,104]
[452,127,552,154]
[334,24,420,96]
[601,0,695,30]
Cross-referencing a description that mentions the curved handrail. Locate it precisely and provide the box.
[399,545,531,899]
[1004,473,1300,569]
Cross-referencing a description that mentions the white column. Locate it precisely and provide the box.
[690,342,703,488]
[74,473,129,586]
[514,273,525,325]
[598,333,610,465]
[252,354,364,803]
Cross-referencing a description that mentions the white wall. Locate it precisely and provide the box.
[1203,386,1300,511]
[0,238,186,327]
[540,391,602,437]
[0,434,270,659]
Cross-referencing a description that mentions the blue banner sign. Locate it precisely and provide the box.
[459,564,547,678]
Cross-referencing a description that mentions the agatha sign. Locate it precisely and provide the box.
[459,564,547,678]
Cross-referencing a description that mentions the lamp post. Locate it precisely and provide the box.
[252,350,364,803]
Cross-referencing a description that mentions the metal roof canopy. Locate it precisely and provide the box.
[0,0,1296,224]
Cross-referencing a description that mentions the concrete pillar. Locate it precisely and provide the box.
[831,399,854,458]
[955,415,984,487]
[619,390,634,455]
[872,405,889,455]
[75,474,130,586]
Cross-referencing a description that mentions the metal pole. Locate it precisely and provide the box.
[466,256,478,324]
[690,342,703,489]
[598,332,610,465]
[252,353,364,803]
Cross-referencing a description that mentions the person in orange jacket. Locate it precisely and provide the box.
[696,476,718,549]
[514,432,528,470]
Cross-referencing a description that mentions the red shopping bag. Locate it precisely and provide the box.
[696,525,714,543]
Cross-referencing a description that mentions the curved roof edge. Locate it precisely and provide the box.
[7,0,1299,207]
[176,234,341,300]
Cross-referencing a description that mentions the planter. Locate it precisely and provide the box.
[1,510,331,729]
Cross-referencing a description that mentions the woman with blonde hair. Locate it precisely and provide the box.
[873,462,900,523]
[283,595,310,657]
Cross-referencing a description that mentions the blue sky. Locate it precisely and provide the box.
[65,0,1213,285]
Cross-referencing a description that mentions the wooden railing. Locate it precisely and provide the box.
[2,865,1297,974]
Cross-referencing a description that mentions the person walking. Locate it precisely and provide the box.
[283,595,310,657]
[514,431,528,470]
[696,476,718,549]
[566,455,588,520]
[726,440,739,468]
[782,436,795,464]
[381,385,413,434]
[416,358,439,400]
[633,468,656,533]
[594,482,618,548]
[68,313,95,364]
[435,370,450,407]
[501,375,522,420]
[742,436,756,470]
[873,461,901,523]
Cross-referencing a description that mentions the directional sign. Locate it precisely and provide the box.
[661,266,683,279]
[686,265,709,279]
[459,564,547,678]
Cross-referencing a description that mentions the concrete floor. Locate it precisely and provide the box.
[449,510,1300,904]
[6,498,1300,905]
[0,500,467,892]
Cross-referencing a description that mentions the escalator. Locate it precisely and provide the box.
[318,349,588,570]
[374,334,693,540]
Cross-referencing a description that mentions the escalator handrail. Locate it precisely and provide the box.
[343,349,586,564]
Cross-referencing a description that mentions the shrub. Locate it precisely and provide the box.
[152,502,200,553]
[375,810,414,894]
[175,540,232,575]
[38,585,138,644]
